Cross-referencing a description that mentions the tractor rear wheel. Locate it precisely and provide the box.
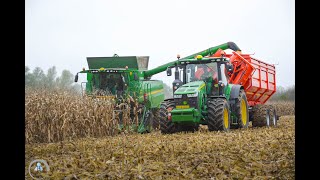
[207,98,230,131]
[252,105,272,127]
[232,89,249,129]
[159,100,178,134]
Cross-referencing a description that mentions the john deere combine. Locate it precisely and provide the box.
[74,55,165,133]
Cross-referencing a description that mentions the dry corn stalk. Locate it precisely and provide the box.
[25,88,135,144]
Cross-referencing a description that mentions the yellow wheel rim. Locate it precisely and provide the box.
[223,108,229,129]
[241,99,247,125]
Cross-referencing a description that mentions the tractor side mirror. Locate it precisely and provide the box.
[167,67,172,76]
[134,73,139,81]
[74,73,79,82]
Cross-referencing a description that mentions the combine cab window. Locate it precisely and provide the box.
[92,73,126,95]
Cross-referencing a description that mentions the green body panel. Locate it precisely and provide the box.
[172,81,206,124]
[224,84,233,100]
[135,80,164,108]
[174,81,205,94]
[171,108,201,123]
[87,56,149,70]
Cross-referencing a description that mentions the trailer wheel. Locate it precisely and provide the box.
[159,100,178,134]
[233,89,249,129]
[207,98,230,131]
[252,105,271,127]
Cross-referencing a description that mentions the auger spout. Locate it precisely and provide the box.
[144,42,241,78]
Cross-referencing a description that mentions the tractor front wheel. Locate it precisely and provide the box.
[159,100,178,134]
[207,98,230,131]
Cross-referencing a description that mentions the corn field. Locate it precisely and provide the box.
[25,89,295,179]
[25,88,139,144]
[26,89,295,144]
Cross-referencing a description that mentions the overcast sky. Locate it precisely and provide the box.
[26,0,294,88]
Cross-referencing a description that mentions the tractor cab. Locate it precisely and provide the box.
[168,55,232,98]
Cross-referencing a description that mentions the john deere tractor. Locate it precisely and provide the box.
[157,42,277,133]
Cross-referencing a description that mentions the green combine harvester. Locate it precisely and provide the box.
[75,55,165,133]
[75,42,275,133]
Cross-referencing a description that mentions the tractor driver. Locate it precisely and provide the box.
[194,64,219,95]
[195,64,218,83]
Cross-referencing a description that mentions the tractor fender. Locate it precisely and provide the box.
[229,85,244,104]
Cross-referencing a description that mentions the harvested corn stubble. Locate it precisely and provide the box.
[25,89,294,179]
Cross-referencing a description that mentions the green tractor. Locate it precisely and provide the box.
[157,42,277,133]
[158,55,244,133]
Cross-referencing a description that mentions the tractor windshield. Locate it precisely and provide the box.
[186,62,218,83]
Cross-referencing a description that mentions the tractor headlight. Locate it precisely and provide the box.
[174,94,182,98]
[187,92,198,97]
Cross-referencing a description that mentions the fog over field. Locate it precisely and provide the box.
[26,0,294,88]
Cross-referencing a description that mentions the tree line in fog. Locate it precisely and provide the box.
[25,66,80,92]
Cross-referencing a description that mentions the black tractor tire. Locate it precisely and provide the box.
[151,108,161,130]
[159,101,178,134]
[252,104,272,127]
[232,89,249,129]
[207,98,230,131]
[269,106,277,127]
